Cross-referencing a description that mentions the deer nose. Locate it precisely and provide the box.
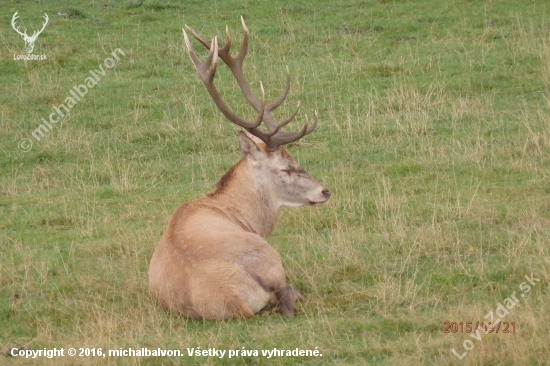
[322,189,331,199]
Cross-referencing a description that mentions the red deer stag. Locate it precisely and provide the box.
[149,17,330,319]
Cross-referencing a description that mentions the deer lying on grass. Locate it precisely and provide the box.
[149,17,330,319]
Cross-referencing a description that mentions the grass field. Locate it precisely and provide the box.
[1,0,549,364]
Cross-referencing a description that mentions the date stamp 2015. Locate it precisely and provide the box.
[450,273,539,360]
[443,321,516,334]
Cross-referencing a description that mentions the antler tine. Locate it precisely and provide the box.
[186,22,236,67]
[182,28,264,130]
[205,37,219,80]
[182,27,204,73]
[267,66,291,111]
[237,16,249,63]
[278,101,301,128]
[185,23,233,58]
[247,103,312,149]
[306,110,319,134]
[261,100,301,132]
[269,124,308,148]
[266,111,318,148]
[185,25,212,51]
[223,16,261,111]
[221,25,232,55]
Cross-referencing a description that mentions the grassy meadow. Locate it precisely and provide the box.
[1,0,550,364]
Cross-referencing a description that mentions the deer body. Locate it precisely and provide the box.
[149,18,330,319]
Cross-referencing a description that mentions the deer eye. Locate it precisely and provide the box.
[281,169,291,176]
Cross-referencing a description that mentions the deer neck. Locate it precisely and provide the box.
[205,158,280,238]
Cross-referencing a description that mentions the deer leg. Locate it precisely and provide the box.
[274,285,302,317]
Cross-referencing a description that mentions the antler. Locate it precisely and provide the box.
[183,17,318,149]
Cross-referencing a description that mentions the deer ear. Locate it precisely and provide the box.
[238,131,264,160]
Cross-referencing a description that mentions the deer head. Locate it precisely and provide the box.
[11,11,49,54]
[182,17,330,209]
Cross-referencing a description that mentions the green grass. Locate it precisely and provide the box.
[1,0,549,365]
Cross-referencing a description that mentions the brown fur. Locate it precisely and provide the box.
[148,133,329,319]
